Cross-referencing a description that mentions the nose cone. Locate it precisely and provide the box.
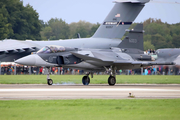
[15,54,36,66]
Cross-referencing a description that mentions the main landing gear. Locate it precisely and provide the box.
[81,66,117,86]
[82,72,93,85]
[108,76,116,86]
[105,66,116,86]
[82,76,90,85]
[46,67,53,85]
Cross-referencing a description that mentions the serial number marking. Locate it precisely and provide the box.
[129,39,137,43]
[106,26,113,28]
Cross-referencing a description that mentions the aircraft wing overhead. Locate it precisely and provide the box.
[0,40,37,52]
[0,40,38,61]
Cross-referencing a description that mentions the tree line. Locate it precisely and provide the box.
[0,0,180,50]
[142,18,180,50]
[40,18,100,40]
[0,0,41,40]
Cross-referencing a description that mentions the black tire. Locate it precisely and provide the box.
[108,76,116,86]
[47,79,53,85]
[82,76,90,85]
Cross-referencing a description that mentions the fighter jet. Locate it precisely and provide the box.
[0,0,150,62]
[15,24,175,86]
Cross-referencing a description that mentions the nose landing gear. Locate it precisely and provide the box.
[46,67,53,85]
[47,79,53,85]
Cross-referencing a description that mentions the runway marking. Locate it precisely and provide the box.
[0,88,180,92]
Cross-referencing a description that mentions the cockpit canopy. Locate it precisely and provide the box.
[37,45,66,54]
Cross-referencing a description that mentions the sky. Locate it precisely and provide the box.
[22,0,180,24]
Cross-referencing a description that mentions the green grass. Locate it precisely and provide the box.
[0,75,180,84]
[0,99,180,120]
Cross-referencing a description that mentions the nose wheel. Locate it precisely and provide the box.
[47,79,53,85]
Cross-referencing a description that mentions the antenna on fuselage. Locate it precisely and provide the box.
[77,33,81,39]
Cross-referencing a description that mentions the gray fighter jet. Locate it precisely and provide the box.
[0,0,150,62]
[15,24,176,86]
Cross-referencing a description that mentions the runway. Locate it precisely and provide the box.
[0,84,180,100]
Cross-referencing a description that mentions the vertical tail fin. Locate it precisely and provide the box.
[92,0,149,39]
[118,23,144,51]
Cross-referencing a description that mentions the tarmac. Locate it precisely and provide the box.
[0,84,180,100]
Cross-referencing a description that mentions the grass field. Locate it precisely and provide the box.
[0,99,180,120]
[0,75,180,84]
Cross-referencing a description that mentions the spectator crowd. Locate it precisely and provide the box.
[0,64,85,75]
[0,64,180,76]
[144,49,156,55]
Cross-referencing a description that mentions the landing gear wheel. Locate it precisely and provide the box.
[82,76,90,85]
[47,79,53,85]
[108,76,116,86]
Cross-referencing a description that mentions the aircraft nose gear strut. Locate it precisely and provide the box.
[46,67,53,85]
